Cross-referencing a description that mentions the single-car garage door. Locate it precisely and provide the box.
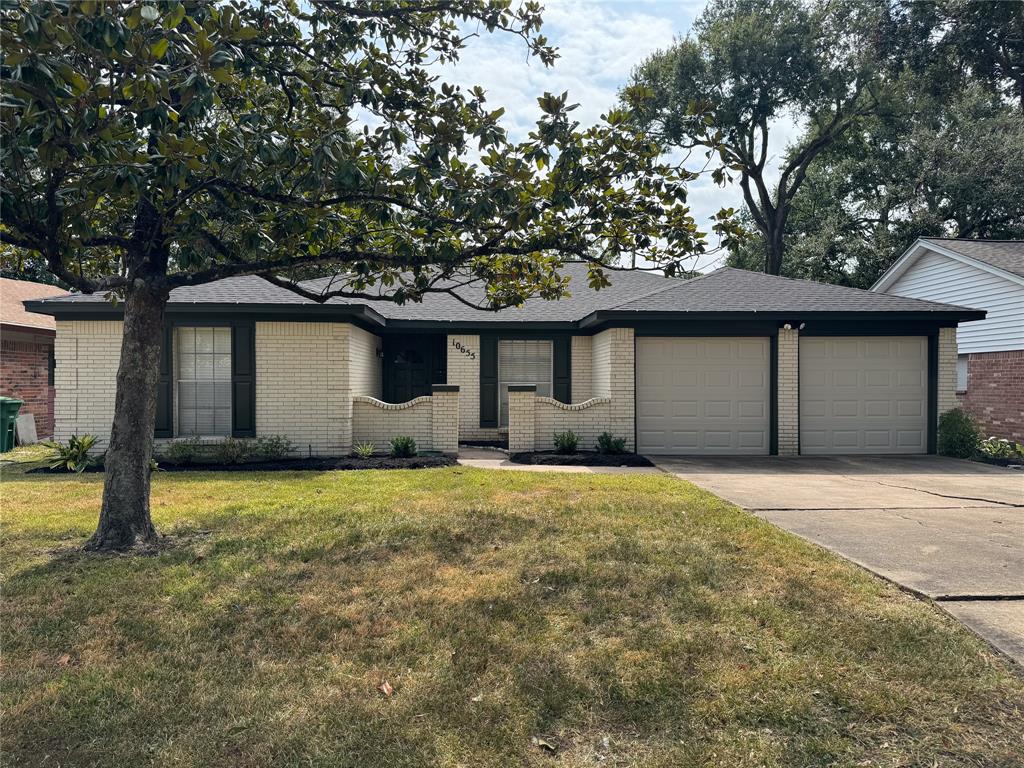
[800,336,928,454]
[636,337,770,455]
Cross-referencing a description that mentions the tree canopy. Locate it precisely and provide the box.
[0,0,733,550]
[725,0,1024,286]
[625,0,890,275]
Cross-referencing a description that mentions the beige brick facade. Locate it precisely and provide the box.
[506,387,536,452]
[53,320,122,448]
[937,326,958,416]
[533,397,612,451]
[570,335,592,402]
[446,334,501,442]
[591,327,635,450]
[351,386,460,455]
[777,328,799,456]
[255,322,380,455]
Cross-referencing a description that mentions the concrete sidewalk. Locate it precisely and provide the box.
[656,455,1024,664]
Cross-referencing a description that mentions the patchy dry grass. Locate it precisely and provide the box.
[2,458,1022,767]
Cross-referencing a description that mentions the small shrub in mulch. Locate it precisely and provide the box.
[508,451,654,467]
[29,455,457,474]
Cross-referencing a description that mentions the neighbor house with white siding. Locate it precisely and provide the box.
[27,264,983,458]
[872,238,1024,441]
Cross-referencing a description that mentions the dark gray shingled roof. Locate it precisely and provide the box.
[29,263,979,322]
[919,238,1024,279]
[604,267,980,315]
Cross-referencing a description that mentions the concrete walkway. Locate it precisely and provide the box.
[457,447,659,474]
[655,455,1024,664]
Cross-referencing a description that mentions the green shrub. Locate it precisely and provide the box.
[595,432,627,455]
[213,437,251,464]
[937,408,981,458]
[42,434,98,473]
[552,430,579,455]
[353,442,375,459]
[253,434,294,461]
[978,436,1024,461]
[163,436,201,465]
[389,435,417,458]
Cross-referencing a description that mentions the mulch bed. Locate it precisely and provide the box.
[28,455,457,474]
[970,454,1024,468]
[508,451,654,467]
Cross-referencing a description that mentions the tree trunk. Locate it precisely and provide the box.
[86,280,168,551]
[764,225,785,275]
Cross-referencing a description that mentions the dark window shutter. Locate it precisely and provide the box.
[232,321,256,437]
[553,336,571,404]
[154,324,173,438]
[479,334,498,428]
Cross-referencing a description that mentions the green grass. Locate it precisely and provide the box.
[2,456,1022,767]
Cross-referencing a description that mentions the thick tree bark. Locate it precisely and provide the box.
[85,280,168,551]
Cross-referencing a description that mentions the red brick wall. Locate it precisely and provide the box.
[0,334,55,439]
[956,349,1024,442]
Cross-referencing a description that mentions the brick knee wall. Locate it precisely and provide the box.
[0,337,55,439]
[957,350,1024,442]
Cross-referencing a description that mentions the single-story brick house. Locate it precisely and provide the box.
[872,238,1023,442]
[27,264,984,457]
[1,277,69,440]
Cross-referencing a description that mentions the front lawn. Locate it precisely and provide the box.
[2,461,1022,767]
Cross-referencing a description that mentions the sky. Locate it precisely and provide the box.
[436,0,802,271]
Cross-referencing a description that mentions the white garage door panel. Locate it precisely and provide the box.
[636,337,770,455]
[800,337,927,455]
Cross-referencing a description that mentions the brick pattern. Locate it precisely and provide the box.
[506,387,536,452]
[592,327,635,450]
[777,328,799,456]
[446,334,501,442]
[570,335,592,402]
[430,387,460,454]
[533,397,612,451]
[958,349,1024,441]
[349,325,383,398]
[352,396,432,452]
[937,327,958,417]
[255,322,349,455]
[0,331,55,439]
[53,320,122,448]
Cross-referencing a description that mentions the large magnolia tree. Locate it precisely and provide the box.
[1,1,732,550]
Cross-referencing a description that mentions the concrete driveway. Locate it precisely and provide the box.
[655,455,1024,664]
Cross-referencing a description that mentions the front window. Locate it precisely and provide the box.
[498,339,552,427]
[176,327,232,436]
[957,354,969,392]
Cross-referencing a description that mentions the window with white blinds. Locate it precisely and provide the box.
[177,327,232,436]
[498,339,552,427]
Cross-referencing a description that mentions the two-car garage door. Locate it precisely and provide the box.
[636,337,770,455]
[635,335,929,455]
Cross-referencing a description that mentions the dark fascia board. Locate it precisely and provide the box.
[26,300,985,335]
[24,300,388,328]
[580,309,985,331]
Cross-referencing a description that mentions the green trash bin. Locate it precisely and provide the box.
[0,396,24,453]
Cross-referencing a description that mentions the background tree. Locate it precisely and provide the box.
[625,0,891,275]
[726,1,1024,286]
[1,0,728,551]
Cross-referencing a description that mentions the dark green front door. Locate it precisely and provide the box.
[383,335,446,403]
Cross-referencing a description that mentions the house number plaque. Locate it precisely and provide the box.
[451,339,477,360]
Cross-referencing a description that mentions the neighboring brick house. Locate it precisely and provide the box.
[872,239,1024,442]
[28,264,982,457]
[0,278,69,440]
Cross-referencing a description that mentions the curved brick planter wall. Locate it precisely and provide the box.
[351,385,459,454]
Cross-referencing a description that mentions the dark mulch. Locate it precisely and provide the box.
[970,454,1024,468]
[508,451,654,467]
[29,455,457,474]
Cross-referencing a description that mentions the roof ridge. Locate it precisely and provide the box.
[602,266,724,312]
[920,237,1024,244]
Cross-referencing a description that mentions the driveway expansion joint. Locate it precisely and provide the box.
[934,595,1024,603]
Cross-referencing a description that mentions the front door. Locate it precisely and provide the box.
[383,335,446,403]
